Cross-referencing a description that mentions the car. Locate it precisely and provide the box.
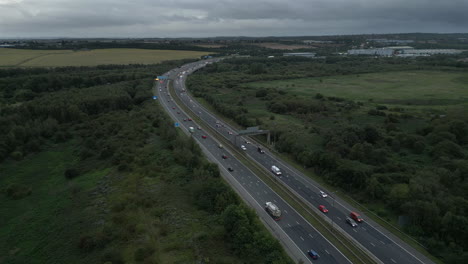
[318,205,328,213]
[245,141,251,144]
[227,167,234,172]
[218,144,223,149]
[167,100,170,102]
[346,217,358,227]
[319,191,328,198]
[201,135,207,139]
[172,107,176,109]
[221,154,228,159]
[350,212,364,223]
[307,249,319,259]
[197,126,201,130]
[241,145,247,151]
[187,118,192,121]
[183,119,187,121]
[228,131,233,135]
[257,147,265,153]
[177,112,180,114]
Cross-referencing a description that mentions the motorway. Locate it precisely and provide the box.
[156,59,436,264]
[155,62,352,264]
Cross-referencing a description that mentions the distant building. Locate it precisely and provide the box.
[283,52,316,58]
[347,48,395,56]
[401,49,463,56]
[367,39,414,44]
[349,46,463,57]
[303,40,334,44]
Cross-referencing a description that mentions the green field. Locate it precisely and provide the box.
[0,48,211,67]
[247,70,468,110]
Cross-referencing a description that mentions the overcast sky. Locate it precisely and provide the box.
[1,0,467,38]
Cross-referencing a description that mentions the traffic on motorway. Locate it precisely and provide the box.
[165,58,433,264]
[155,62,352,264]
[157,59,434,264]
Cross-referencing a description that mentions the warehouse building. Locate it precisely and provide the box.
[283,52,316,58]
[347,48,395,56]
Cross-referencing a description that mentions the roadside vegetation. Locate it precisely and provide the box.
[187,55,468,263]
[0,62,292,264]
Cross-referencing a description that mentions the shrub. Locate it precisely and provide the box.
[64,168,80,179]
[5,183,32,199]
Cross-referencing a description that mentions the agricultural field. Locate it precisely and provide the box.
[0,48,211,67]
[246,70,468,113]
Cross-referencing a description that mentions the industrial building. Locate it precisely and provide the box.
[283,52,316,58]
[347,48,395,56]
[348,46,463,57]
[367,39,414,44]
[400,49,463,56]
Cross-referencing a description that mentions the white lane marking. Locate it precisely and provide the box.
[309,234,313,238]
[264,190,268,194]
[300,236,304,241]
[353,229,358,232]
[380,240,385,244]
[337,217,341,220]
[284,209,288,214]
[391,258,397,263]
[257,192,260,196]
[370,242,375,247]
[325,250,330,255]
[296,221,300,225]
[362,227,366,231]
[288,224,291,227]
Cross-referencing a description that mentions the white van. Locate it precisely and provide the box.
[271,165,282,176]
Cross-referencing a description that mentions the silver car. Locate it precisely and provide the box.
[346,217,358,227]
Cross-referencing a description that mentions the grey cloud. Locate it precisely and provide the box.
[0,0,466,38]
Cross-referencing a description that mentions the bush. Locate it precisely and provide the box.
[5,183,32,199]
[368,109,386,116]
[134,246,155,262]
[64,168,80,179]
[10,151,23,160]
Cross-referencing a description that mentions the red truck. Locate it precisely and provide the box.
[350,212,363,223]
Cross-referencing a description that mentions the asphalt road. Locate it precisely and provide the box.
[154,62,352,264]
[162,59,436,264]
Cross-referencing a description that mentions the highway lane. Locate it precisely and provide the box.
[170,59,435,264]
[155,63,352,264]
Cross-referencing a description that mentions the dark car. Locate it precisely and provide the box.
[187,118,192,121]
[227,167,234,172]
[221,154,228,159]
[307,250,319,259]
[201,135,207,139]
